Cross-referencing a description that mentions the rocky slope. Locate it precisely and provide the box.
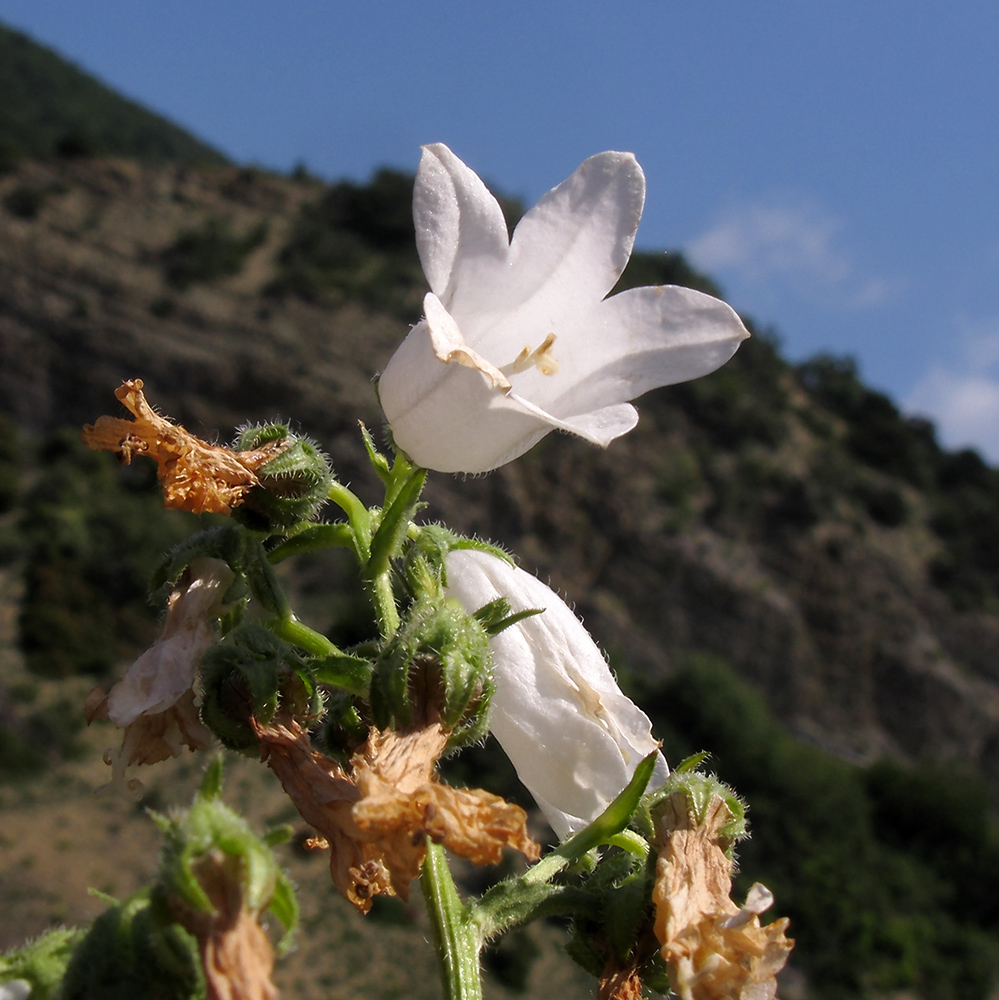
[3,153,999,794]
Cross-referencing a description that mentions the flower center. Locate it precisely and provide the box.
[500,334,560,377]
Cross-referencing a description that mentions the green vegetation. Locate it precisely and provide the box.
[267,168,426,317]
[639,655,999,1000]
[162,217,268,289]
[15,430,197,681]
[0,22,228,170]
[799,354,999,610]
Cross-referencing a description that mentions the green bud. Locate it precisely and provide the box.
[230,422,334,533]
[0,927,84,1000]
[58,888,203,1000]
[199,624,321,750]
[402,524,513,599]
[153,758,298,953]
[370,595,494,747]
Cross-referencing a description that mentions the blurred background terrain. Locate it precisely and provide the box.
[3,21,999,1000]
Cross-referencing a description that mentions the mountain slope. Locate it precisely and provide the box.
[0,22,228,169]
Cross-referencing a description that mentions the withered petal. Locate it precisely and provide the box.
[653,793,793,1000]
[81,379,289,514]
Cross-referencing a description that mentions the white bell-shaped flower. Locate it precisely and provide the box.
[445,548,668,839]
[379,143,749,473]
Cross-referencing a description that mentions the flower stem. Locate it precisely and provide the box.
[421,842,482,1000]
[269,616,345,658]
[369,571,400,637]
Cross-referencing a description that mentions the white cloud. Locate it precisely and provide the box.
[905,324,999,462]
[686,195,899,309]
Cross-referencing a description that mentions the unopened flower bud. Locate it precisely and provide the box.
[230,423,334,532]
[370,595,494,746]
[199,624,321,751]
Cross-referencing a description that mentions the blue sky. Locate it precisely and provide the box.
[4,1,999,458]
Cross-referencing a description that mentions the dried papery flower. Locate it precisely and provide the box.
[175,853,279,1000]
[81,379,290,514]
[598,954,645,1000]
[88,557,234,786]
[652,793,793,1000]
[253,715,539,913]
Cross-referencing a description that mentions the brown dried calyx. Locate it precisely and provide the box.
[81,379,289,514]
[653,793,793,1000]
[253,715,540,913]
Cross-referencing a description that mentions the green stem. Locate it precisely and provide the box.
[327,483,372,561]
[370,571,400,637]
[421,842,483,1000]
[269,616,344,658]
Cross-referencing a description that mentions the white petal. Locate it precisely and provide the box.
[0,981,31,1000]
[445,550,667,839]
[414,144,510,307]
[381,297,636,472]
[507,284,750,418]
[107,559,233,726]
[446,153,641,359]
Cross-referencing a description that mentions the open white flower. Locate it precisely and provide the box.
[379,143,749,473]
[445,548,668,839]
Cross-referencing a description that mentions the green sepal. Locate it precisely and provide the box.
[266,522,354,564]
[645,769,748,855]
[370,596,493,745]
[151,525,252,598]
[556,752,661,863]
[639,952,672,995]
[311,653,373,697]
[367,467,428,579]
[564,923,606,979]
[604,867,650,964]
[230,423,334,533]
[199,624,316,751]
[403,525,513,599]
[198,755,223,801]
[473,598,544,637]
[155,765,299,951]
[263,824,294,848]
[359,421,392,485]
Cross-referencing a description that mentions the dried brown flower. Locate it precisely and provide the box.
[170,853,279,1000]
[81,379,289,514]
[598,953,645,1000]
[254,716,540,913]
[653,793,793,1000]
[89,559,233,786]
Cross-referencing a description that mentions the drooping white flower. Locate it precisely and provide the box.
[379,143,749,474]
[445,548,668,839]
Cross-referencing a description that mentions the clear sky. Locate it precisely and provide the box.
[3,1,999,458]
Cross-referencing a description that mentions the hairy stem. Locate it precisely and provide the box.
[421,842,482,1000]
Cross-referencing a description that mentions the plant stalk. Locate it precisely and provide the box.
[421,842,482,1000]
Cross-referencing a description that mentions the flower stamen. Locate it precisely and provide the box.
[502,333,560,377]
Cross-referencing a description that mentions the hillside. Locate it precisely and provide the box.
[5,152,999,996]
[0,22,228,170]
